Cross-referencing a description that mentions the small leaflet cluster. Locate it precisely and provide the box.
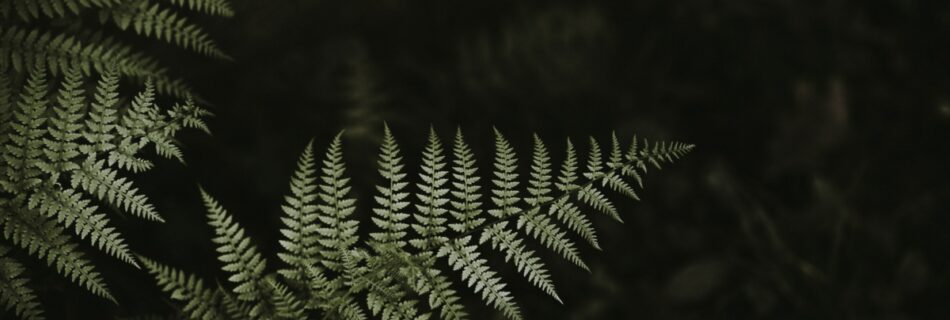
[142,125,694,320]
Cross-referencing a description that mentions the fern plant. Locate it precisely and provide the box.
[142,125,694,319]
[0,0,229,318]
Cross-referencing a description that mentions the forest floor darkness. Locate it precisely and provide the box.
[33,0,950,319]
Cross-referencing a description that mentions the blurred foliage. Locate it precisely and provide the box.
[24,0,950,319]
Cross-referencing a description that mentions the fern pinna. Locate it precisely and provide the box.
[0,65,209,319]
[142,125,694,320]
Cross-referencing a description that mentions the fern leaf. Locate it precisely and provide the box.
[0,26,191,97]
[201,189,269,316]
[0,245,43,320]
[517,135,587,269]
[315,132,359,271]
[81,68,120,154]
[0,200,114,301]
[2,68,48,191]
[267,277,306,319]
[39,67,84,177]
[28,187,138,267]
[165,0,234,17]
[70,157,163,221]
[277,141,321,281]
[113,1,229,59]
[480,223,560,303]
[410,127,450,251]
[139,256,228,320]
[439,237,521,320]
[448,128,484,234]
[549,197,599,251]
[371,124,411,247]
[488,128,520,218]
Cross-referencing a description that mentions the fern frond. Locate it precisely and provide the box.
[438,237,521,320]
[0,0,120,20]
[38,67,84,177]
[70,157,162,221]
[410,127,450,251]
[0,200,114,301]
[2,68,48,191]
[201,189,269,316]
[165,0,234,17]
[0,26,191,97]
[371,124,411,247]
[267,277,306,319]
[110,1,229,59]
[28,187,138,267]
[0,244,43,320]
[480,222,560,303]
[488,129,520,218]
[139,256,228,320]
[448,128,484,234]
[80,68,119,154]
[315,133,359,271]
[277,141,321,281]
[577,137,621,222]
[517,135,587,270]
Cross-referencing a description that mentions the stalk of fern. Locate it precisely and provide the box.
[141,125,694,320]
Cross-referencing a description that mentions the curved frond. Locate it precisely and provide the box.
[315,133,359,271]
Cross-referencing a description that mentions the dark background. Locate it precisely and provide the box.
[28,0,950,319]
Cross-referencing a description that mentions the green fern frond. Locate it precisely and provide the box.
[165,0,234,17]
[438,237,521,320]
[70,157,162,221]
[0,244,43,320]
[27,187,138,267]
[448,128,484,234]
[109,1,229,59]
[147,126,693,320]
[201,188,269,316]
[488,129,520,218]
[0,200,114,302]
[0,26,191,97]
[410,127,450,251]
[371,124,411,247]
[139,256,228,320]
[277,141,321,281]
[315,133,359,271]
[0,0,121,20]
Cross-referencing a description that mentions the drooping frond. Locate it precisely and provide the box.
[70,158,162,221]
[0,244,43,320]
[201,189,270,317]
[139,256,228,320]
[314,133,359,271]
[371,124,411,247]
